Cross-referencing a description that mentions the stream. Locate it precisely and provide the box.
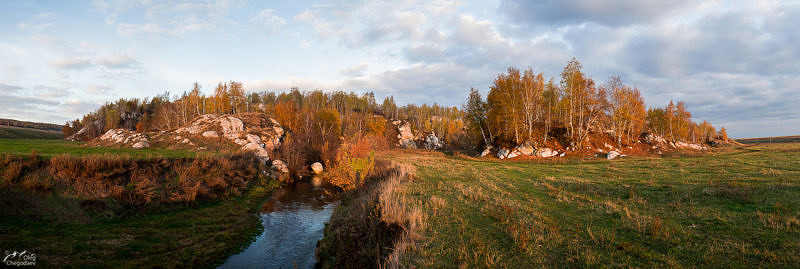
[218,178,340,269]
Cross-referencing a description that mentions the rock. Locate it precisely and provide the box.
[643,133,668,145]
[271,160,289,174]
[311,162,324,174]
[132,141,149,149]
[234,138,248,145]
[536,148,558,158]
[497,147,510,159]
[479,146,493,157]
[242,142,270,160]
[181,138,193,145]
[423,132,444,150]
[219,116,245,139]
[395,121,416,149]
[515,142,535,155]
[507,150,520,159]
[246,134,261,145]
[202,131,219,138]
[559,152,566,157]
[607,151,621,160]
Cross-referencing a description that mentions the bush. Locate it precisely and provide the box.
[326,134,387,190]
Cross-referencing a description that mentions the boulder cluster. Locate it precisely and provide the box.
[493,142,562,160]
[90,113,304,179]
[98,129,151,149]
[391,120,446,150]
[175,114,284,162]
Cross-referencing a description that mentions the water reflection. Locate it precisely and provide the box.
[219,181,340,269]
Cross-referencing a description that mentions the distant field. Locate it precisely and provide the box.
[0,138,199,159]
[0,125,63,139]
[378,143,800,267]
[737,135,800,144]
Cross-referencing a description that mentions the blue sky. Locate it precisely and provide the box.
[1,0,798,138]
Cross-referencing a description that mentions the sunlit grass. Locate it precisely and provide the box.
[380,143,800,267]
[0,138,199,159]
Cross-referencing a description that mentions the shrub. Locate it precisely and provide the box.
[326,134,383,190]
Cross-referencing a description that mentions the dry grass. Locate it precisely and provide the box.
[1,153,266,211]
[367,143,800,267]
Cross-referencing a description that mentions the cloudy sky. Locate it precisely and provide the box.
[1,0,798,138]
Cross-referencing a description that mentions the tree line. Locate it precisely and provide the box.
[63,83,466,146]
[464,58,727,149]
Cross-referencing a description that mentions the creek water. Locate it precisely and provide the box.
[218,178,340,269]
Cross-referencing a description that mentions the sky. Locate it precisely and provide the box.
[1,0,798,138]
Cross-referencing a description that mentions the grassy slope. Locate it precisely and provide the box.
[0,138,198,159]
[0,182,279,268]
[0,125,63,139]
[382,144,800,267]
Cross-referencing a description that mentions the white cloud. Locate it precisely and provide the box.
[95,0,247,37]
[18,22,55,31]
[252,9,286,32]
[51,57,93,70]
[339,63,368,77]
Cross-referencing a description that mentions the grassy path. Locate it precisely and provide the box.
[382,144,800,267]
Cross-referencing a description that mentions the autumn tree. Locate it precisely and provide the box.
[608,76,646,146]
[559,58,602,147]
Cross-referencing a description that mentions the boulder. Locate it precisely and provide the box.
[423,132,444,150]
[643,133,668,146]
[497,147,510,159]
[536,148,558,158]
[607,151,621,160]
[242,142,270,160]
[202,131,219,138]
[311,162,324,174]
[271,160,289,174]
[515,143,535,155]
[395,121,416,149]
[132,141,149,149]
[507,150,520,159]
[479,146,493,157]
[233,138,247,145]
[219,116,245,139]
[246,134,262,145]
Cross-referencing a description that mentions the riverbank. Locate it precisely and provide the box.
[316,161,423,268]
[0,181,279,267]
[317,143,800,267]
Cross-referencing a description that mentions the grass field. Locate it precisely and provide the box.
[378,144,800,267]
[0,138,199,159]
[0,125,63,139]
[0,181,280,268]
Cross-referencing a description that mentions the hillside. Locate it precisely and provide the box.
[0,118,62,131]
[737,135,800,144]
[0,125,63,139]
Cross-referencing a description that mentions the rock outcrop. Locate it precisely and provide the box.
[90,114,284,160]
[536,148,558,158]
[423,132,444,150]
[392,120,417,149]
[97,129,150,149]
